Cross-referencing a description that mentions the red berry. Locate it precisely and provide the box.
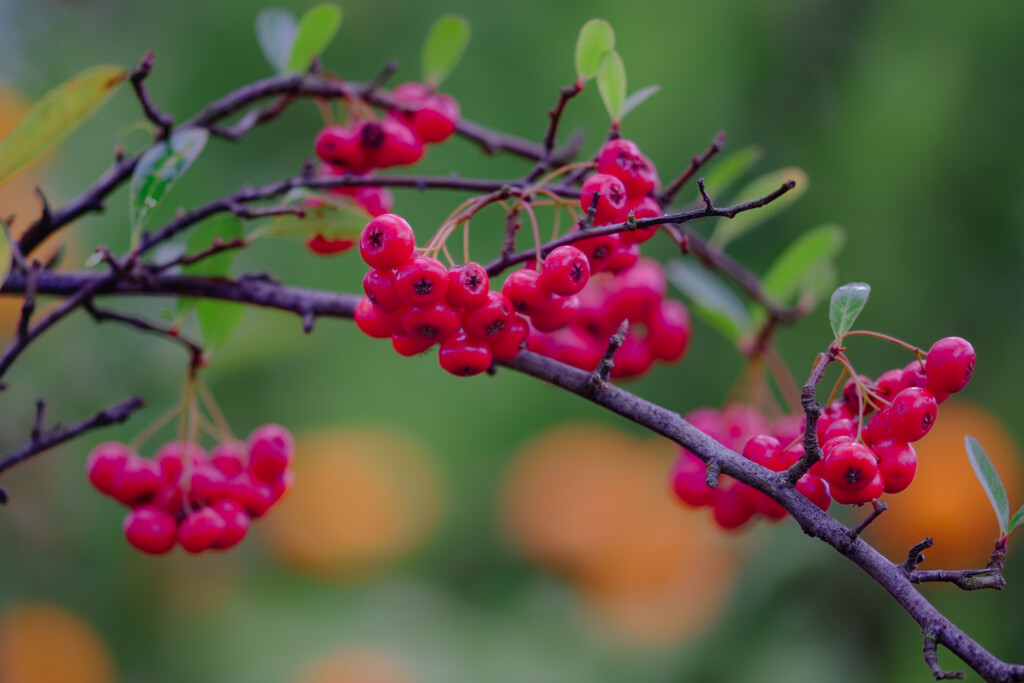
[123,506,177,555]
[412,97,460,143]
[540,246,591,296]
[463,291,513,340]
[446,262,490,310]
[925,336,976,394]
[177,507,228,554]
[391,334,435,356]
[647,299,690,362]
[530,295,579,332]
[340,185,394,217]
[359,214,416,270]
[874,369,904,402]
[573,231,620,272]
[873,440,918,494]
[314,125,369,172]
[502,269,554,316]
[637,153,660,195]
[595,139,654,199]
[579,173,629,225]
[888,387,938,443]
[670,451,717,507]
[224,473,277,518]
[306,235,355,255]
[209,441,247,478]
[363,269,405,312]
[862,409,892,446]
[796,474,832,511]
[842,375,875,416]
[354,297,392,339]
[402,303,461,342]
[900,361,929,390]
[188,464,227,506]
[111,456,162,506]
[608,330,654,379]
[823,442,879,492]
[438,333,493,376]
[86,442,132,496]
[377,306,411,336]
[823,418,858,443]
[211,499,250,550]
[153,441,206,483]
[605,243,640,273]
[490,315,530,362]
[248,424,294,483]
[366,115,424,168]
[394,256,450,307]
[830,471,885,505]
[743,435,785,471]
[619,196,661,244]
[712,481,757,530]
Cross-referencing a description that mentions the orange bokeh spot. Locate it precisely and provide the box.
[867,402,1024,568]
[263,429,442,579]
[295,647,416,683]
[502,424,739,646]
[0,602,116,683]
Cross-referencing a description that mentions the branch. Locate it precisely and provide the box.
[659,130,726,206]
[129,51,174,137]
[84,301,205,370]
[787,344,841,484]
[525,82,585,181]
[0,396,145,475]
[588,320,628,391]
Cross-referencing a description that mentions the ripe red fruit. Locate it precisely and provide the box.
[823,442,879,492]
[330,184,394,217]
[925,336,976,394]
[211,499,250,550]
[394,256,450,307]
[900,361,929,391]
[795,474,831,511]
[359,214,416,270]
[86,442,132,496]
[224,472,277,518]
[888,387,938,442]
[579,173,629,225]
[595,138,655,199]
[446,262,490,310]
[540,246,590,296]
[670,451,717,508]
[123,506,177,555]
[363,269,405,312]
[605,243,640,273]
[365,115,425,168]
[489,315,530,362]
[823,418,858,443]
[391,334,435,356]
[742,435,785,471]
[619,196,661,244]
[463,291,513,340]
[712,481,757,530]
[354,297,392,339]
[402,303,462,342]
[305,235,355,255]
[874,439,918,494]
[178,507,228,554]
[831,471,885,505]
[209,441,248,478]
[314,125,369,172]
[188,464,227,505]
[874,369,904,402]
[647,299,690,362]
[153,441,206,483]
[608,330,654,378]
[862,409,892,446]
[502,269,554,316]
[572,231,620,272]
[248,424,294,483]
[111,456,162,506]
[530,295,579,332]
[392,83,461,143]
[438,333,493,376]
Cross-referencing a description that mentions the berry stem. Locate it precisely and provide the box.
[196,379,234,441]
[843,329,926,356]
[129,400,185,451]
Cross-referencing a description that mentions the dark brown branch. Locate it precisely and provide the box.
[129,51,174,137]
[925,629,967,680]
[904,538,935,573]
[525,83,585,181]
[786,345,841,484]
[0,396,145,475]
[659,131,726,206]
[587,320,628,391]
[911,568,1005,591]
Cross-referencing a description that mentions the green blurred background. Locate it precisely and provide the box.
[1,0,1023,681]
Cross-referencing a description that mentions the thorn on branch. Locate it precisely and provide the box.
[129,51,174,137]
[31,399,46,443]
[579,192,600,230]
[923,630,966,680]
[0,487,7,505]
[705,460,721,489]
[697,178,714,211]
[302,309,316,334]
[588,320,629,391]
[849,499,888,541]
[16,262,41,342]
[903,537,935,573]
[362,59,400,96]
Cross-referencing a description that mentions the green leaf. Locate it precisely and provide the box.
[699,145,763,199]
[762,224,846,307]
[574,19,615,82]
[667,259,749,344]
[966,436,1010,534]
[708,167,808,249]
[262,190,368,241]
[129,127,209,242]
[1009,506,1024,534]
[0,65,126,188]
[197,300,245,352]
[620,84,660,120]
[286,4,342,73]
[828,282,870,341]
[421,15,470,87]
[255,8,298,74]
[0,224,11,287]
[596,51,626,122]
[178,214,245,315]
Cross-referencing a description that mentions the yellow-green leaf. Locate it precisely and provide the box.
[130,127,209,242]
[0,223,11,287]
[708,167,808,250]
[0,65,126,189]
[197,299,245,353]
[575,19,614,82]
[596,51,626,122]
[421,15,470,87]
[287,4,342,73]
[829,282,870,341]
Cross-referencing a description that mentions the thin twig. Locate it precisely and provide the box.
[659,131,726,206]
[588,320,629,391]
[129,51,174,137]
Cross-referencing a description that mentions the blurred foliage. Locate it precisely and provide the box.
[1,0,1024,681]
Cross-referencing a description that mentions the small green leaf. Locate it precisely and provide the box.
[966,436,1010,534]
[0,65,126,188]
[421,15,470,87]
[178,214,244,315]
[130,127,209,241]
[762,224,846,307]
[1009,506,1024,534]
[828,282,870,341]
[256,8,298,74]
[575,19,615,82]
[596,51,626,122]
[197,299,245,352]
[620,84,660,120]
[0,224,11,287]
[286,4,342,73]
[708,167,808,249]
[699,145,763,199]
[667,259,749,344]
[263,191,368,241]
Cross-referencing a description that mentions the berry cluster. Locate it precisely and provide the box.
[304,173,394,256]
[670,336,976,529]
[85,425,295,555]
